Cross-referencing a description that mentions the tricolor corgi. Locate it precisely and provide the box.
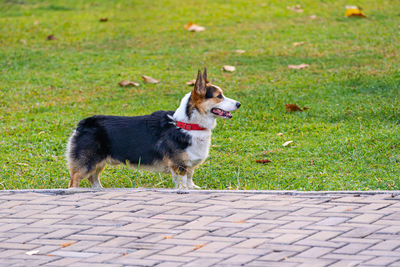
[66,68,241,189]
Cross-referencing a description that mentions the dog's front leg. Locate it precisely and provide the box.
[187,170,200,189]
[170,170,188,190]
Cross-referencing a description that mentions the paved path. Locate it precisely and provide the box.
[0,189,400,266]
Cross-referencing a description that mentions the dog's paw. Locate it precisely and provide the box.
[188,184,201,189]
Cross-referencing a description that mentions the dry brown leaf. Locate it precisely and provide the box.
[235,49,246,54]
[21,39,27,45]
[184,22,205,32]
[277,132,284,136]
[38,131,45,135]
[222,65,236,72]
[122,252,127,256]
[99,18,108,22]
[255,159,272,164]
[288,63,309,69]
[186,79,196,86]
[282,141,293,147]
[311,159,314,166]
[285,104,302,112]
[309,15,317,20]
[61,241,75,248]
[119,80,139,87]
[287,5,303,13]
[285,104,310,112]
[142,75,159,84]
[345,208,353,211]
[47,35,57,40]
[47,254,54,257]
[345,6,366,17]
[292,41,305,47]
[16,162,29,166]
[163,235,174,239]
[234,220,247,223]
[193,243,206,250]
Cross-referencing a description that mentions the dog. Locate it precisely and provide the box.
[66,68,241,189]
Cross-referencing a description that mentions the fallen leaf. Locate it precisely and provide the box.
[184,22,205,32]
[119,80,139,87]
[16,163,29,166]
[285,104,302,112]
[47,254,54,256]
[234,220,247,223]
[287,5,303,13]
[256,159,272,164]
[222,65,236,72]
[26,250,39,256]
[282,140,293,147]
[311,159,314,165]
[99,17,108,22]
[38,131,45,135]
[186,79,196,86]
[345,6,366,17]
[34,20,39,25]
[277,133,284,136]
[284,257,289,260]
[47,35,57,40]
[292,41,305,47]
[288,63,309,69]
[285,104,310,112]
[122,252,127,256]
[193,243,206,250]
[141,75,159,84]
[163,235,173,239]
[61,241,75,248]
[21,39,27,45]
[235,49,246,54]
[309,15,317,20]
[345,208,353,211]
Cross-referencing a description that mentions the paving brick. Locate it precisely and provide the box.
[233,238,267,248]
[269,234,308,244]
[316,217,348,226]
[220,254,260,265]
[295,247,333,258]
[184,257,222,267]
[258,251,297,261]
[333,243,373,254]
[147,254,195,263]
[369,240,400,251]
[367,255,400,266]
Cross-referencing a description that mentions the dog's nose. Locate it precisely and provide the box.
[236,102,241,109]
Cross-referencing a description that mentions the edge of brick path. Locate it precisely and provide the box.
[1,188,400,196]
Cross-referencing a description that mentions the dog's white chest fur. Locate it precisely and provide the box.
[185,131,212,167]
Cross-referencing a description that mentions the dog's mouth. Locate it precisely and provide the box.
[211,108,233,119]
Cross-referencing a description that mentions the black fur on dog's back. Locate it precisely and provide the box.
[68,111,192,173]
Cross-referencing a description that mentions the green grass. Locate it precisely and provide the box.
[1,0,399,190]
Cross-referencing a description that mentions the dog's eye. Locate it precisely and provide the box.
[217,94,223,99]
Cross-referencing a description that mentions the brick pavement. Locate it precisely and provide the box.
[0,189,400,266]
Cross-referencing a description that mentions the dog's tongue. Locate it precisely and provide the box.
[212,108,232,118]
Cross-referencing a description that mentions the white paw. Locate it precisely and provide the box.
[187,183,201,189]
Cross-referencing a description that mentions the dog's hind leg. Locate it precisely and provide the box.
[88,163,105,188]
[186,169,200,189]
[68,168,85,188]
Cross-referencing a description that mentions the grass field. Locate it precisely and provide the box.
[1,0,399,190]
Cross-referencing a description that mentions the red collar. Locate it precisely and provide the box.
[176,121,207,131]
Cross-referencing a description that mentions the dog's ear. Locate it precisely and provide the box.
[203,67,209,83]
[194,69,206,96]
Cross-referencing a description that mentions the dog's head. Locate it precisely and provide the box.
[188,68,241,119]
